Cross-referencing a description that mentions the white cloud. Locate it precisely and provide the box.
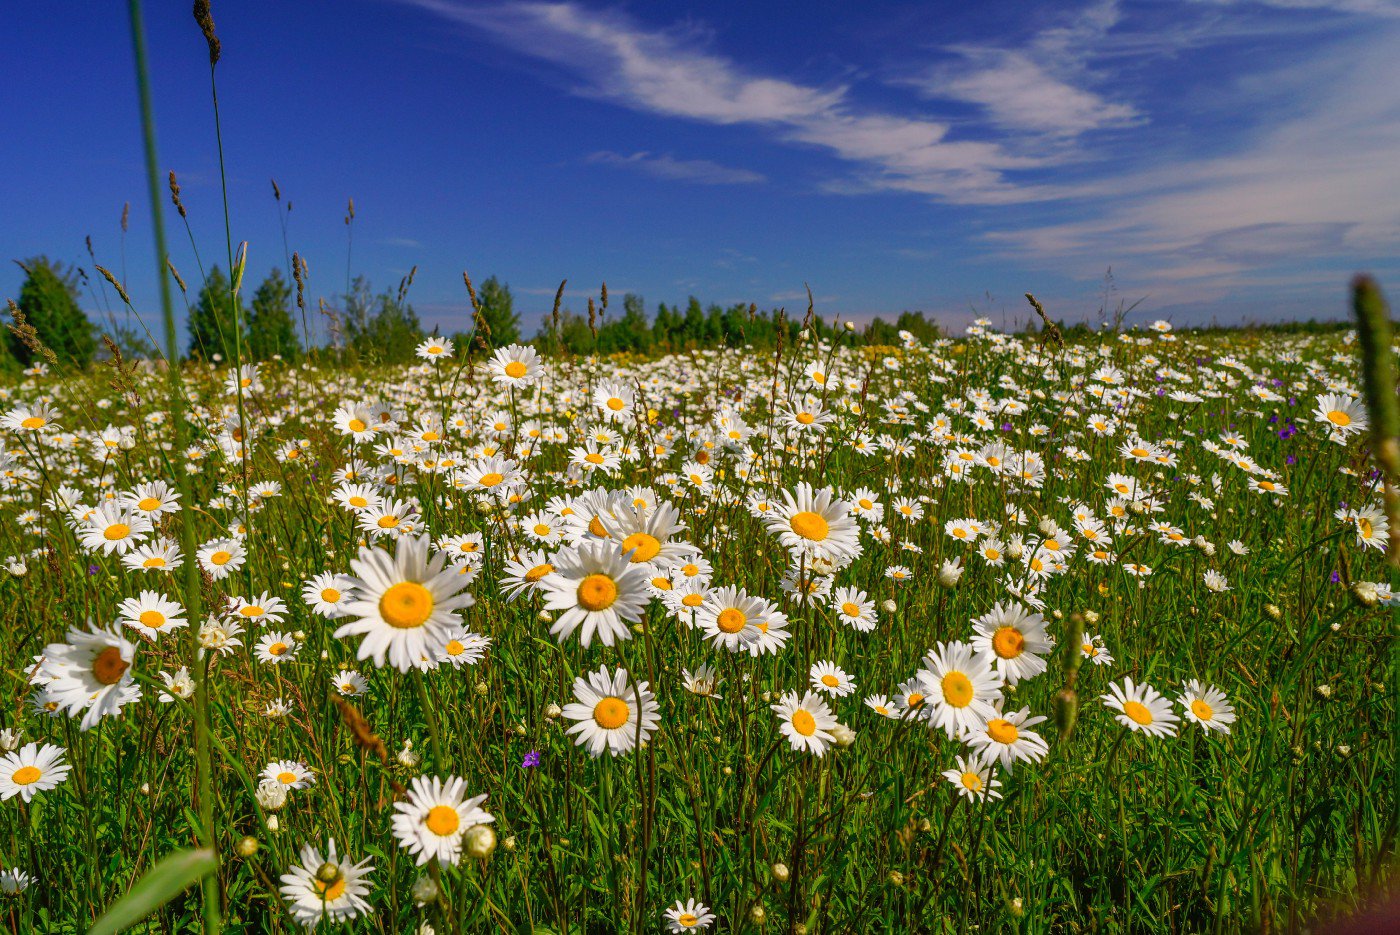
[585,151,765,185]
[399,0,1064,204]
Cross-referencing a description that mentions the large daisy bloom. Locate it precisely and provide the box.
[487,344,543,387]
[962,705,1051,771]
[916,641,1004,739]
[0,742,70,802]
[968,601,1054,686]
[391,775,494,867]
[1101,678,1179,738]
[772,691,838,756]
[1313,393,1367,436]
[599,500,697,569]
[765,483,862,563]
[561,665,660,758]
[539,541,652,648]
[278,838,374,929]
[38,625,139,731]
[335,534,477,672]
[79,502,152,556]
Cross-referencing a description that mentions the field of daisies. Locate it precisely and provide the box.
[0,320,1395,933]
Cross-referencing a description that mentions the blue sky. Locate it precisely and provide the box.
[3,0,1399,335]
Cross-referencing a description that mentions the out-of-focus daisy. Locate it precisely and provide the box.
[37,626,139,731]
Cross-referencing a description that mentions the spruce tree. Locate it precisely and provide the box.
[187,265,248,362]
[477,276,520,347]
[248,268,300,360]
[9,257,95,368]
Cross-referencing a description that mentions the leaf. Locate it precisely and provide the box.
[89,847,217,935]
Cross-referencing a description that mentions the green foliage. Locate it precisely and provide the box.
[9,256,96,368]
[477,275,520,348]
[89,848,217,935]
[187,265,248,362]
[247,267,300,361]
[342,275,425,365]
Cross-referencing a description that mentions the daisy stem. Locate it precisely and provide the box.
[414,669,446,774]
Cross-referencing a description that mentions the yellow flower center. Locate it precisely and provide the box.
[791,709,817,736]
[986,718,1018,743]
[313,877,347,901]
[821,674,840,688]
[137,497,162,511]
[621,533,661,563]
[796,412,815,425]
[524,563,554,583]
[143,557,167,568]
[960,771,983,791]
[379,581,435,628]
[12,765,42,785]
[678,913,700,927]
[210,550,232,566]
[906,692,925,707]
[789,511,829,541]
[104,523,131,541]
[992,627,1025,659]
[240,606,265,618]
[681,593,704,607]
[593,696,630,729]
[425,804,461,836]
[92,645,129,685]
[576,574,618,611]
[716,608,747,633]
[378,515,400,529]
[841,602,860,617]
[504,360,528,378]
[606,397,625,411]
[1190,699,1214,721]
[321,588,341,603]
[478,472,504,487]
[268,642,289,656]
[348,418,367,432]
[1123,700,1153,725]
[941,672,973,708]
[20,416,45,429]
[139,610,165,628]
[588,516,609,538]
[278,771,298,784]
[1327,409,1351,426]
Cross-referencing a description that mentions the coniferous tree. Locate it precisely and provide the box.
[478,276,520,347]
[248,268,300,361]
[187,265,248,362]
[9,257,95,368]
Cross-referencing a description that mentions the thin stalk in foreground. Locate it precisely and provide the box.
[126,1,220,931]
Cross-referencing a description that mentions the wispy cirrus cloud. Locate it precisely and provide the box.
[585,151,765,185]
[398,0,1066,204]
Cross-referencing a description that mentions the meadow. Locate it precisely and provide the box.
[1,303,1397,933]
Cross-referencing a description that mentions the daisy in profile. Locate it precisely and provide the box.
[600,500,697,569]
[561,665,660,758]
[0,742,70,802]
[230,592,288,625]
[303,572,354,617]
[681,663,723,699]
[335,534,476,672]
[772,691,838,756]
[279,838,373,929]
[864,694,899,719]
[158,667,195,703]
[2,402,58,432]
[664,898,716,934]
[810,660,856,697]
[0,868,32,896]
[117,591,187,642]
[942,754,1003,801]
[487,344,543,387]
[963,705,1051,771]
[416,335,454,361]
[969,602,1053,686]
[80,502,151,556]
[123,538,183,573]
[197,538,246,581]
[1080,633,1115,666]
[1178,680,1236,734]
[765,483,862,563]
[830,586,877,632]
[1101,678,1179,738]
[538,541,651,648]
[38,625,139,731]
[499,549,556,600]
[262,760,315,790]
[391,775,493,867]
[198,616,244,657]
[333,670,369,697]
[916,641,1004,739]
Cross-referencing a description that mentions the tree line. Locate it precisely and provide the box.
[4,256,950,371]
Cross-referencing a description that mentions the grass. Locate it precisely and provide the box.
[0,318,1395,933]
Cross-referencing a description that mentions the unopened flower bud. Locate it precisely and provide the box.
[236,836,258,857]
[545,703,562,720]
[465,824,497,859]
[771,862,789,883]
[411,874,439,905]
